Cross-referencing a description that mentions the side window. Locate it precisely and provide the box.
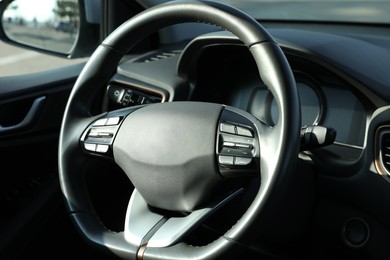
[1,0,91,77]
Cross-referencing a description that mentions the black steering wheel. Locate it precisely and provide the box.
[58,0,301,259]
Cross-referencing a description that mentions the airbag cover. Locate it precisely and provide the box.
[113,102,223,212]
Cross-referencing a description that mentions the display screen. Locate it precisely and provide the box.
[321,86,366,147]
[246,82,366,147]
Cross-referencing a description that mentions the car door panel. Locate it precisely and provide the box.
[0,63,85,257]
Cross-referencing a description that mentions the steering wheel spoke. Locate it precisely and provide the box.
[125,188,244,248]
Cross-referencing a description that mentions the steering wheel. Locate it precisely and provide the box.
[58,0,300,259]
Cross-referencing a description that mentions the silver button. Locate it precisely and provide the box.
[96,144,109,153]
[218,155,234,165]
[235,157,252,166]
[106,117,121,125]
[84,143,96,152]
[236,126,253,137]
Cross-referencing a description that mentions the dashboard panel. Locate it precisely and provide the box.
[105,28,382,170]
[187,43,368,148]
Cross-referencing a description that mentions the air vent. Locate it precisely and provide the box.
[381,133,390,170]
[141,50,182,63]
[375,126,390,177]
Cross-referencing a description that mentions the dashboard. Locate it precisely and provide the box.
[106,27,378,156]
[189,43,368,149]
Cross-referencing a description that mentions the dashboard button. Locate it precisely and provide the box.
[107,85,125,103]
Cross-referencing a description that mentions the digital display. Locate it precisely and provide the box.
[246,82,366,147]
[321,86,366,147]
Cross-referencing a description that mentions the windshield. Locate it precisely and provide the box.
[216,0,390,24]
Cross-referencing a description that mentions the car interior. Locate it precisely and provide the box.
[1,0,390,259]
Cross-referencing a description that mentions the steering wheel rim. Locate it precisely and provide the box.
[58,0,301,259]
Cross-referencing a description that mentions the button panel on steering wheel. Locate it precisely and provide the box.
[217,108,260,177]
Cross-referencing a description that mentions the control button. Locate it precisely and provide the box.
[88,131,113,138]
[221,148,252,157]
[96,144,109,153]
[106,117,121,125]
[219,155,234,165]
[88,131,99,137]
[84,143,96,152]
[220,148,236,156]
[236,126,253,137]
[122,93,131,106]
[235,157,252,166]
[98,132,113,137]
[222,141,235,148]
[139,96,146,104]
[235,143,252,149]
[343,218,369,248]
[237,149,252,157]
[107,86,125,103]
[221,134,253,145]
[93,118,108,126]
[128,93,139,105]
[220,123,235,134]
